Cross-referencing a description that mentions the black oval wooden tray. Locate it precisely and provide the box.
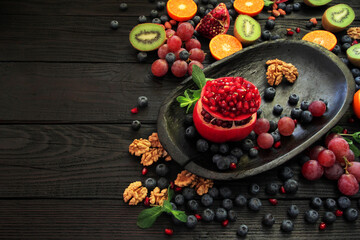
[157,39,355,180]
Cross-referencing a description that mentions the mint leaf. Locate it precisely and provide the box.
[343,137,353,145]
[263,0,273,7]
[167,186,174,202]
[137,206,164,229]
[171,210,187,222]
[192,65,206,89]
[162,200,173,213]
[330,126,344,134]
[176,89,201,113]
[350,144,360,157]
[352,132,360,143]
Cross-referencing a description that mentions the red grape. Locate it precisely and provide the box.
[167,35,182,52]
[188,61,204,75]
[309,145,325,160]
[277,117,295,136]
[175,48,186,60]
[325,133,342,147]
[348,162,360,182]
[317,149,336,167]
[176,22,194,41]
[151,59,168,77]
[345,149,355,162]
[254,118,270,135]
[324,162,343,180]
[338,173,359,196]
[328,138,349,161]
[189,48,205,63]
[185,38,201,51]
[257,133,274,149]
[158,44,170,59]
[302,160,324,180]
[308,100,326,117]
[166,29,176,39]
[171,60,188,77]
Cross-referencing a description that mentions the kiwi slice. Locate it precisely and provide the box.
[322,4,355,33]
[347,44,360,68]
[234,15,261,46]
[129,23,166,51]
[303,0,332,7]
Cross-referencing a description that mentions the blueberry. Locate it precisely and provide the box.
[192,15,201,25]
[269,120,277,132]
[265,182,279,195]
[197,6,206,16]
[288,94,299,105]
[261,30,271,41]
[219,143,230,154]
[285,4,293,14]
[165,52,176,64]
[131,120,141,130]
[209,0,217,6]
[152,18,161,24]
[262,213,275,227]
[237,224,249,237]
[291,108,302,120]
[265,19,275,30]
[300,110,313,124]
[356,84,360,91]
[186,20,195,27]
[209,144,219,153]
[202,208,215,222]
[187,199,199,212]
[248,131,257,141]
[228,210,237,222]
[300,101,310,110]
[248,198,262,211]
[150,9,158,18]
[119,3,128,11]
[264,87,276,101]
[305,21,313,29]
[249,183,260,195]
[324,198,336,210]
[160,15,169,22]
[323,211,336,224]
[249,148,259,158]
[186,215,198,228]
[271,34,281,40]
[271,131,281,143]
[273,104,283,115]
[226,155,238,164]
[174,194,185,206]
[137,96,148,108]
[183,187,196,200]
[215,208,228,221]
[241,139,254,151]
[212,154,223,164]
[298,154,310,166]
[185,126,196,138]
[206,4,214,10]
[278,167,294,181]
[184,114,193,125]
[304,209,319,223]
[235,194,247,207]
[284,179,298,194]
[217,156,231,170]
[355,76,360,85]
[157,177,169,189]
[293,2,301,11]
[156,163,169,176]
[342,43,351,51]
[278,2,286,9]
[208,187,219,198]
[281,219,294,232]
[196,139,209,152]
[222,199,233,210]
[110,20,119,30]
[144,177,157,190]
[337,196,351,209]
[137,52,147,62]
[179,50,190,60]
[351,68,360,77]
[156,1,165,10]
[288,205,299,218]
[341,57,350,66]
[332,45,341,55]
[201,194,214,207]
[230,147,243,158]
[257,108,262,118]
[225,2,233,9]
[344,208,358,222]
[219,187,232,199]
[341,35,352,44]
[310,197,323,209]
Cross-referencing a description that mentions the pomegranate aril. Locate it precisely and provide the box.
[230,163,237,170]
[131,107,138,114]
[296,27,300,33]
[142,167,148,175]
[222,219,229,227]
[335,210,343,216]
[274,141,281,148]
[280,186,286,194]
[342,129,348,134]
[170,181,175,189]
[195,214,202,221]
[319,222,326,230]
[144,197,150,206]
[269,198,278,205]
[175,186,182,192]
[164,228,173,235]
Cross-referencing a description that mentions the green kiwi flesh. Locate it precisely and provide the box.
[129,23,166,51]
[347,44,360,68]
[304,0,332,7]
[234,15,261,45]
[322,4,355,32]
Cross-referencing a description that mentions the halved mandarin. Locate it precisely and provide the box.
[234,0,264,17]
[166,0,197,22]
[209,34,243,60]
[302,30,337,51]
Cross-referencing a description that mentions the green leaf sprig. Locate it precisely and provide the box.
[137,185,187,229]
[263,0,274,7]
[328,126,360,157]
[176,65,213,113]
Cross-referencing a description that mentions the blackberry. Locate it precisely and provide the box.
[337,196,351,209]
[212,154,223,164]
[131,120,141,130]
[291,108,302,120]
[344,208,358,222]
[265,182,279,195]
[300,101,310,110]
[237,224,248,237]
[215,208,228,222]
[288,94,299,105]
[341,35,352,44]
[155,163,169,176]
[235,194,247,207]
[185,126,196,138]
[273,104,283,115]
[300,110,313,124]
[248,198,262,211]
[183,187,196,200]
[241,139,254,151]
[264,87,276,101]
[165,52,176,64]
[174,194,185,206]
[324,198,336,210]
[156,1,165,10]
[186,215,198,228]
[196,139,209,152]
[228,210,237,222]
[187,199,199,212]
[269,120,277,132]
[265,19,275,30]
[304,209,319,223]
[157,177,169,189]
[144,177,157,190]
[208,187,219,198]
[222,199,233,210]
[201,194,214,207]
[284,179,298,194]
[278,166,294,181]
[271,131,281,143]
[249,148,259,158]
[217,156,231,170]
[219,187,232,199]
[281,219,294,232]
[150,9,158,18]
[137,96,148,108]
[119,3,128,11]
[248,183,260,195]
[332,45,341,55]
[323,211,336,224]
[192,16,201,25]
[288,205,299,218]
[351,68,360,78]
[110,20,119,30]
[202,208,215,222]
[179,50,190,60]
[137,52,147,62]
[262,213,275,227]
[219,143,230,154]
[152,18,161,24]
[230,147,243,158]
[293,2,301,11]
[310,197,323,209]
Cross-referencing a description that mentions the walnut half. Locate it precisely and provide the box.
[266,59,298,86]
[123,181,148,205]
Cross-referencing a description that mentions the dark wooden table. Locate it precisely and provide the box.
[0,0,360,239]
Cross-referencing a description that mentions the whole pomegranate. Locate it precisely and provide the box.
[193,77,261,143]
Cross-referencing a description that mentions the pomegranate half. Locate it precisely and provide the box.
[193,77,261,143]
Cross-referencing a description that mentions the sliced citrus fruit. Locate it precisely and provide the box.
[354,90,360,119]
[302,30,337,51]
[209,34,243,60]
[166,0,197,22]
[233,0,264,17]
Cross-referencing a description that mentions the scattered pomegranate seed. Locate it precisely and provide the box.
[254,146,260,150]
[295,27,300,33]
[319,222,326,230]
[269,198,278,205]
[170,181,175,189]
[131,107,138,114]
[164,228,173,235]
[195,214,202,221]
[274,141,281,149]
[352,40,358,45]
[335,209,343,216]
[293,119,298,125]
[342,129,348,134]
[310,18,318,26]
[144,197,150,207]
[141,167,148,176]
[169,20,177,26]
[348,117,355,123]
[230,163,237,170]
[287,30,294,36]
[280,186,286,194]
[222,219,229,227]
[268,16,276,20]
[175,187,182,192]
